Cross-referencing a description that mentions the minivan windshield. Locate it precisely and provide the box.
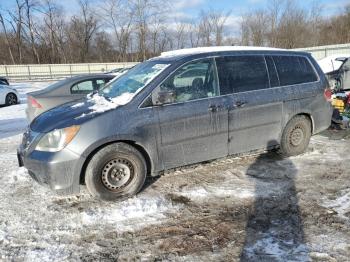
[101,61,170,98]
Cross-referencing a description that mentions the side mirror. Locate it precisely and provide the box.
[155,91,176,105]
[343,65,350,72]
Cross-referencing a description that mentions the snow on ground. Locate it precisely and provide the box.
[0,81,350,260]
[322,189,350,221]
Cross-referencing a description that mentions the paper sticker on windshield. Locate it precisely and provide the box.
[152,64,169,70]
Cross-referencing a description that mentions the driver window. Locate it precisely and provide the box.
[160,58,219,103]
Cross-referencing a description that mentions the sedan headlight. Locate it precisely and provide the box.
[35,126,80,152]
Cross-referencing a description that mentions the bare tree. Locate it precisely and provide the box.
[129,0,168,60]
[99,0,134,62]
[6,0,25,63]
[173,21,187,49]
[23,0,40,63]
[38,0,66,63]
[67,0,98,62]
[241,10,268,46]
[0,12,16,64]
[209,10,231,46]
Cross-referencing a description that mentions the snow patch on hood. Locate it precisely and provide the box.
[72,89,141,118]
[87,92,135,113]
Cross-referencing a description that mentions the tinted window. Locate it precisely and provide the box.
[160,59,219,103]
[216,56,269,94]
[265,56,279,87]
[272,56,318,86]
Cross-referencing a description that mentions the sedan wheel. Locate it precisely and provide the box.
[5,93,17,106]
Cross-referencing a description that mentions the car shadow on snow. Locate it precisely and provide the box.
[240,140,309,261]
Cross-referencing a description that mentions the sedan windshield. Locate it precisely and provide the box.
[101,61,170,98]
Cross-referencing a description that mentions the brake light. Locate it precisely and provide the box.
[324,88,332,102]
[29,96,42,108]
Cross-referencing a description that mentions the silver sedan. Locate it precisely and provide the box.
[26,74,115,122]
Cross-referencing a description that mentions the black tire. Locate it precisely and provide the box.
[5,93,17,106]
[280,115,311,157]
[85,142,147,201]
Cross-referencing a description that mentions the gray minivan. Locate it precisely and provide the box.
[18,47,333,201]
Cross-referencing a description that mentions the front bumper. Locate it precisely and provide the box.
[17,144,85,195]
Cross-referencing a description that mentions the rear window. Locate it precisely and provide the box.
[272,56,318,86]
[215,56,269,95]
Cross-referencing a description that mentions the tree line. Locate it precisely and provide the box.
[0,0,349,65]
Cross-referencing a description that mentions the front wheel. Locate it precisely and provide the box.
[280,115,311,157]
[5,93,17,106]
[85,143,147,201]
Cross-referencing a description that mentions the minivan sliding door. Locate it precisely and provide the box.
[215,55,283,155]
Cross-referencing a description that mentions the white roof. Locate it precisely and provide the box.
[160,46,286,58]
[317,54,350,74]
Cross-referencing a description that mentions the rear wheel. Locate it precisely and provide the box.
[85,143,147,201]
[5,93,17,106]
[280,115,311,157]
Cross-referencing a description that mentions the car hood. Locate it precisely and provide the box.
[30,92,137,133]
[30,99,103,133]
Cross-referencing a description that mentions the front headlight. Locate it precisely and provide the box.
[35,125,80,152]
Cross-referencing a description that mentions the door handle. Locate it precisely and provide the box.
[234,101,246,108]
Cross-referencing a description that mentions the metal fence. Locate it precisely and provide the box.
[1,43,350,81]
[0,62,138,81]
[295,43,350,60]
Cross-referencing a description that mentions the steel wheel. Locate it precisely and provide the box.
[289,126,305,146]
[101,158,134,192]
[280,115,311,157]
[85,142,147,201]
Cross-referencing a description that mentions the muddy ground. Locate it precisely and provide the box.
[0,131,350,261]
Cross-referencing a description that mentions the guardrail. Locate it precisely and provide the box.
[295,43,350,60]
[0,62,138,81]
[1,43,350,81]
